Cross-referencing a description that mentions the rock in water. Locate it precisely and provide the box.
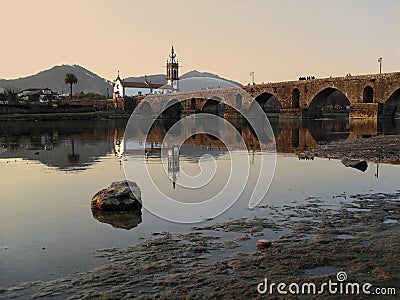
[341,159,368,172]
[91,181,142,210]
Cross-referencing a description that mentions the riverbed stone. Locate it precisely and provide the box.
[90,181,142,211]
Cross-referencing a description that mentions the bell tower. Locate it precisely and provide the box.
[166,46,179,91]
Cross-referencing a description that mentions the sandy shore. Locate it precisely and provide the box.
[1,190,399,299]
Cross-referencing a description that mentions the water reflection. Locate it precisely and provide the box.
[0,118,399,171]
[341,159,368,172]
[0,120,126,170]
[91,209,142,230]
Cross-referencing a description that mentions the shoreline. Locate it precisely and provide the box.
[2,191,398,299]
[299,135,400,165]
[0,111,130,121]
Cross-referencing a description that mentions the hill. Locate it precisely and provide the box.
[125,70,242,87]
[180,70,242,87]
[0,66,242,95]
[0,65,112,95]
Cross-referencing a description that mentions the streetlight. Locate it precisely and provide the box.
[378,57,383,74]
[250,72,255,85]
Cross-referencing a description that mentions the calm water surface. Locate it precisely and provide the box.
[0,119,399,286]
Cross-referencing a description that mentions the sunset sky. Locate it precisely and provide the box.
[0,0,399,84]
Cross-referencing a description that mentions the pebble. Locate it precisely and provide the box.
[257,239,272,249]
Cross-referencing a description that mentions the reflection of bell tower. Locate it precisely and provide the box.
[168,145,180,189]
[166,46,179,91]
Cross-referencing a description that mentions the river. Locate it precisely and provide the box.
[0,118,399,287]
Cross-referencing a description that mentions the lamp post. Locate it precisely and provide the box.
[250,72,255,85]
[378,57,382,74]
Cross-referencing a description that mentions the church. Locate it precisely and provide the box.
[113,46,180,99]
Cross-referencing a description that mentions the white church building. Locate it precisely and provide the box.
[113,46,180,98]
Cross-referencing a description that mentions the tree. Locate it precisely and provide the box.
[5,88,18,104]
[64,73,78,99]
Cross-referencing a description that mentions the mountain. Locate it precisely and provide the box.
[0,65,112,95]
[0,66,242,95]
[180,70,242,87]
[124,70,242,88]
[124,74,166,84]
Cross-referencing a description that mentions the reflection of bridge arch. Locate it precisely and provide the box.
[307,120,350,142]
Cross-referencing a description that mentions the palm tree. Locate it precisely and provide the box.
[64,73,78,99]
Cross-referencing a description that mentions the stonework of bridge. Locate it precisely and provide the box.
[130,72,400,119]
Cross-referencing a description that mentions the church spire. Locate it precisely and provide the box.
[169,45,177,63]
[166,45,179,91]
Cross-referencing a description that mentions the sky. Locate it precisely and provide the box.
[0,0,399,84]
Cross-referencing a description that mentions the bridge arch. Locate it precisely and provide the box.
[190,98,196,110]
[363,86,374,103]
[202,97,226,115]
[138,101,153,115]
[308,87,350,117]
[384,88,400,118]
[250,92,282,115]
[292,88,300,109]
[162,98,183,117]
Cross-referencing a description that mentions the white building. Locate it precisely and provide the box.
[113,46,180,99]
[113,75,171,98]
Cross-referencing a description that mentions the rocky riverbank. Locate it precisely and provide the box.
[299,135,400,165]
[1,191,398,299]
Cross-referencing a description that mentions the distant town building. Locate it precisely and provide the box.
[113,46,180,99]
[17,88,56,102]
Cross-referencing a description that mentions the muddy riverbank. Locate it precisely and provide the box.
[1,191,398,299]
[299,135,400,165]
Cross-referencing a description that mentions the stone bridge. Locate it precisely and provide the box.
[133,72,400,119]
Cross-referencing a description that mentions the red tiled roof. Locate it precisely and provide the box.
[123,81,169,89]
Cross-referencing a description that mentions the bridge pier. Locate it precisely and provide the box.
[349,103,380,119]
[223,106,242,118]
